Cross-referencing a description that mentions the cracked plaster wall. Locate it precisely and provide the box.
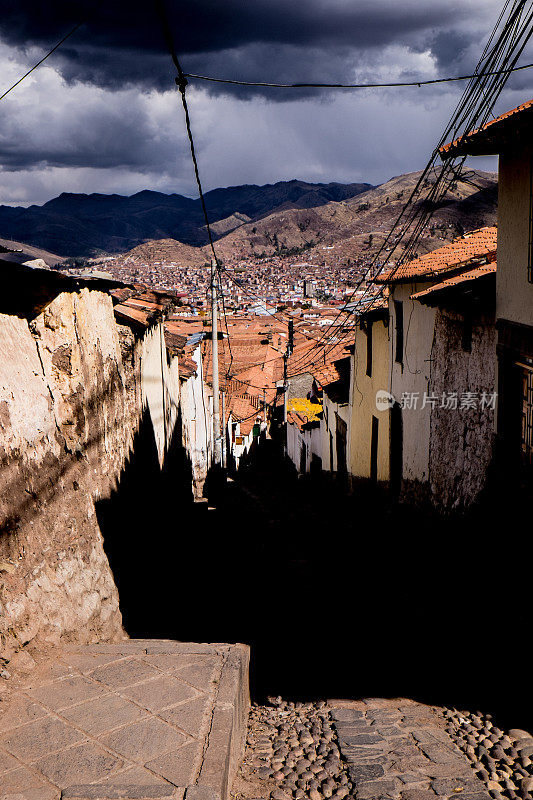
[428,307,496,511]
[0,288,155,663]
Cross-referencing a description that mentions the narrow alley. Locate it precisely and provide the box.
[96,433,532,737]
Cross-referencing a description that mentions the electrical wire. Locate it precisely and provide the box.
[288,0,533,376]
[183,60,533,91]
[158,0,533,393]
[216,269,235,378]
[0,22,84,103]
[155,0,219,263]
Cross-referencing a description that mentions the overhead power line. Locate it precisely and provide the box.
[287,0,533,377]
[154,0,219,263]
[183,60,533,91]
[0,22,84,103]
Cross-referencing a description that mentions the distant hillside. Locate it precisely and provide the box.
[115,169,498,268]
[0,180,373,258]
[209,169,498,265]
[0,237,64,267]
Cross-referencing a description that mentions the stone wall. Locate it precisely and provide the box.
[428,307,496,511]
[0,287,178,663]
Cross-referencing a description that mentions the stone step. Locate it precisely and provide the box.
[0,640,249,800]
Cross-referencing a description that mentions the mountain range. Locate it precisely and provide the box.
[0,180,373,258]
[116,169,498,268]
[0,170,498,266]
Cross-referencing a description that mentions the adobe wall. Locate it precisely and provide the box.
[348,319,390,482]
[0,288,179,664]
[428,307,496,511]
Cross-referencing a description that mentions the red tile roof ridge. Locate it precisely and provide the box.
[410,261,496,299]
[376,226,497,283]
[440,97,533,156]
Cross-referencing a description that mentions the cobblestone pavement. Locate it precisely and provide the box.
[233,698,516,800]
[443,708,533,800]
[0,641,249,800]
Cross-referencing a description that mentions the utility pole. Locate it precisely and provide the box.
[283,352,288,424]
[211,258,222,466]
[263,388,267,424]
[288,319,294,357]
[221,390,226,468]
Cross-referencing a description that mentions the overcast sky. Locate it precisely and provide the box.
[0,0,532,206]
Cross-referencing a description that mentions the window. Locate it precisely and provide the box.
[394,300,404,365]
[366,321,373,377]
[335,414,347,474]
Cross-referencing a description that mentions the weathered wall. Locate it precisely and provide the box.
[139,323,180,465]
[498,145,533,328]
[389,283,437,491]
[321,395,349,473]
[287,421,321,473]
[0,288,181,663]
[288,373,313,400]
[180,345,209,498]
[428,307,496,511]
[349,318,390,482]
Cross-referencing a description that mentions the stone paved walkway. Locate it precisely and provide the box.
[0,641,249,800]
[330,698,491,800]
[233,697,496,800]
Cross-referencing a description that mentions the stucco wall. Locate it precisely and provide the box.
[287,422,321,473]
[139,323,180,466]
[498,145,533,328]
[321,395,349,472]
[0,289,183,662]
[0,289,129,661]
[428,307,496,511]
[180,345,209,497]
[389,283,437,487]
[349,319,390,482]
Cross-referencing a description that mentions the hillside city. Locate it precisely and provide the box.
[2,3,533,800]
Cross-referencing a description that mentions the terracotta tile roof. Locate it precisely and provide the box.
[296,340,354,387]
[178,356,198,379]
[164,330,188,354]
[112,284,176,329]
[319,356,351,404]
[164,324,199,380]
[287,398,322,430]
[440,97,533,157]
[410,261,496,301]
[202,340,282,390]
[312,362,341,388]
[376,226,497,283]
[228,395,260,435]
[114,303,151,329]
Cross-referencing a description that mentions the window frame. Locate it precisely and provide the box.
[366,320,373,377]
[394,300,404,365]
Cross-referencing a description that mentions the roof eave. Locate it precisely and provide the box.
[414,272,496,307]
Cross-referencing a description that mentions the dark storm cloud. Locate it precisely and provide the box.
[0,0,523,206]
[0,0,487,96]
